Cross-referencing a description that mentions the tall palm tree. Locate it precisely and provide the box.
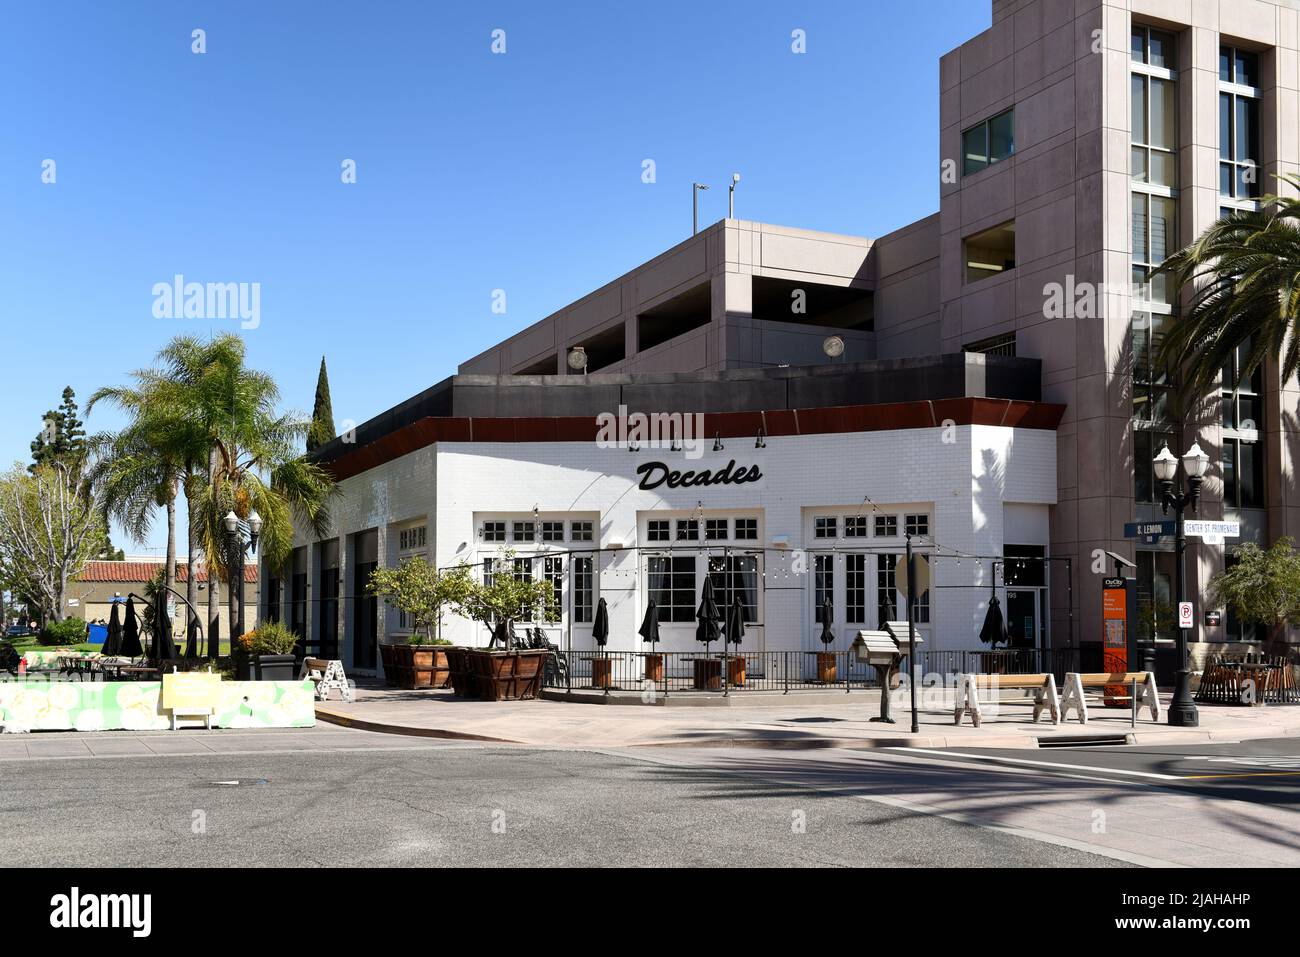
[1156,174,1300,399]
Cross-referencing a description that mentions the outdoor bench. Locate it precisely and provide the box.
[953,672,1060,727]
[1060,672,1159,724]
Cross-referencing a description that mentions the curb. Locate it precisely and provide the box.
[313,706,520,744]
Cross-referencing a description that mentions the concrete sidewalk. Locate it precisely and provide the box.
[315,686,1300,750]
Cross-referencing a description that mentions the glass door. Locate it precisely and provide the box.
[1006,589,1038,650]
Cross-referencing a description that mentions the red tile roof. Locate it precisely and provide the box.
[76,561,258,584]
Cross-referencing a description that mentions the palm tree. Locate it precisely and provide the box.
[1156,174,1300,399]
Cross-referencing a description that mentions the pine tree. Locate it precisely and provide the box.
[29,387,86,472]
[307,356,337,452]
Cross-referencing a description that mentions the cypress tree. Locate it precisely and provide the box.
[307,356,337,452]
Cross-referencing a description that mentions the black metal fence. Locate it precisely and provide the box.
[544,646,1108,696]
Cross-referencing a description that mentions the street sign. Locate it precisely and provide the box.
[1183,521,1240,538]
[1204,610,1222,627]
[1124,520,1175,539]
[1178,601,1194,629]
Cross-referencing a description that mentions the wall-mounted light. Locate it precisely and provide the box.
[755,426,766,449]
[713,432,724,452]
[567,346,588,375]
[823,335,845,360]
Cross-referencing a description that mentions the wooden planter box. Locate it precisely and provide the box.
[409,646,450,689]
[727,655,746,687]
[445,647,476,698]
[379,643,399,687]
[815,651,837,684]
[643,653,664,682]
[592,657,613,689]
[692,658,723,691]
[468,649,547,701]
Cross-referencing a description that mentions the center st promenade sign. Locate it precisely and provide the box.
[635,459,763,491]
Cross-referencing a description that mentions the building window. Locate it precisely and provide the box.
[964,222,1016,283]
[814,516,838,539]
[675,519,699,541]
[512,521,535,543]
[961,108,1015,176]
[1133,312,1175,428]
[570,521,594,542]
[541,521,565,542]
[1132,192,1177,305]
[542,556,563,622]
[844,515,868,538]
[1131,25,1175,69]
[733,518,757,540]
[397,525,427,552]
[705,518,729,541]
[877,554,898,623]
[814,554,834,624]
[874,515,898,537]
[572,556,594,623]
[846,553,867,624]
[905,514,929,537]
[1131,68,1178,189]
[482,521,505,543]
[647,520,670,542]
[647,555,696,623]
[707,555,759,623]
[963,333,1016,357]
[1220,46,1261,202]
[1221,340,1265,510]
[483,557,495,589]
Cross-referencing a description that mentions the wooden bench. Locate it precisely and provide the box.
[953,673,1060,727]
[298,657,353,702]
[1061,672,1159,724]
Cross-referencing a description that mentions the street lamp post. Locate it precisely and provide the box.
[1152,441,1208,728]
[223,509,262,675]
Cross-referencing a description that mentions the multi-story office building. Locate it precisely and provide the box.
[276,0,1300,675]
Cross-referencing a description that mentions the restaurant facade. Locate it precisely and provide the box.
[273,358,1067,673]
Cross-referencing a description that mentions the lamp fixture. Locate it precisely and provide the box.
[822,335,845,359]
[755,426,766,449]
[223,510,239,534]
[567,347,588,373]
[713,432,724,452]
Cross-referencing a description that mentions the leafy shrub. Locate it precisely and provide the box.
[39,618,87,646]
[240,621,299,656]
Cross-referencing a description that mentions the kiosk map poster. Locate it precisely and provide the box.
[1102,578,1130,706]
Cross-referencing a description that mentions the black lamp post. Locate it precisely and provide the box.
[223,508,262,674]
[1152,441,1208,728]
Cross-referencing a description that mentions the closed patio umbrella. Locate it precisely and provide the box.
[818,595,834,646]
[592,598,610,654]
[153,601,178,664]
[182,606,199,659]
[979,595,1011,648]
[119,597,143,659]
[695,577,722,651]
[725,594,746,646]
[638,599,660,645]
[102,601,123,657]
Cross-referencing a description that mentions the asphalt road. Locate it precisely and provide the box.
[0,739,1123,868]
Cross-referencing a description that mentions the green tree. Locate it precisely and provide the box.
[1157,174,1300,399]
[30,386,87,472]
[1208,537,1300,654]
[307,355,336,453]
[0,462,108,621]
[368,558,474,644]
[458,549,557,649]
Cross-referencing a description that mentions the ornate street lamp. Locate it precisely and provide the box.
[1154,441,1207,727]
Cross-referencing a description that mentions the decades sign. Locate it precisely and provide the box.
[635,459,763,491]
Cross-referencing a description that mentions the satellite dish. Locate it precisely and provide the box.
[822,335,845,359]
[567,347,588,371]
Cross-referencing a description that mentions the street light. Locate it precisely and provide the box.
[728,172,741,218]
[692,182,710,235]
[1155,440,1207,727]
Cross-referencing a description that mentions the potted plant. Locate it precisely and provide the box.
[237,622,299,681]
[369,558,474,690]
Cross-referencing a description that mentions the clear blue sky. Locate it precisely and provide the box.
[0,0,989,555]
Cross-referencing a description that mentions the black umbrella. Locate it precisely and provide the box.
[638,599,660,645]
[592,598,610,650]
[182,605,199,659]
[102,601,123,657]
[724,594,746,646]
[491,619,515,649]
[152,596,178,664]
[979,595,1011,647]
[119,597,143,659]
[695,577,722,650]
[818,595,834,646]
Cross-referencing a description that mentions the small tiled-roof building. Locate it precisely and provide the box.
[71,560,260,639]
